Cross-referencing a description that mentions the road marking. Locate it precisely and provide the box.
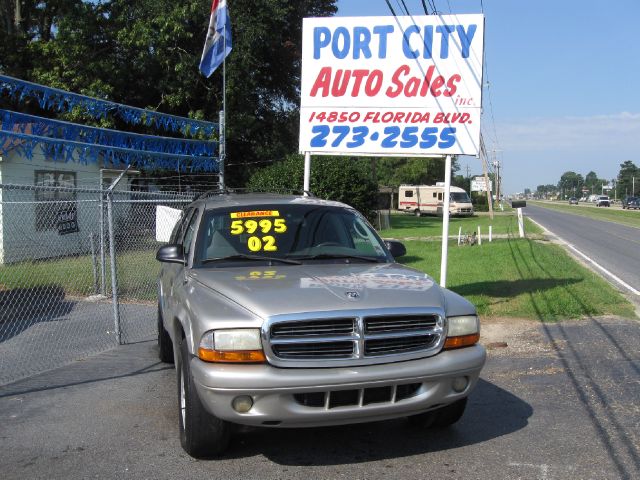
[564,244,640,296]
[527,216,640,297]
[508,462,550,480]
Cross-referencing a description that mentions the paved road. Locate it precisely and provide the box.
[1,317,640,480]
[525,204,640,295]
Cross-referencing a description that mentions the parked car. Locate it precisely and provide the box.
[596,195,610,207]
[569,197,578,205]
[156,193,486,457]
[622,196,640,209]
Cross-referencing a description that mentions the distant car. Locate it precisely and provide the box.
[596,195,610,207]
[622,196,640,210]
[569,197,578,205]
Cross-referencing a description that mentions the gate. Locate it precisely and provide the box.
[0,183,194,385]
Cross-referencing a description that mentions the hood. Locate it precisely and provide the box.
[189,263,445,319]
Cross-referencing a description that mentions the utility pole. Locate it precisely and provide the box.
[481,154,494,219]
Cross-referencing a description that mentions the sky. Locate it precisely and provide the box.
[335,0,640,194]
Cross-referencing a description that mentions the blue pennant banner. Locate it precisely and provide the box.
[0,75,219,138]
[0,130,219,173]
[0,110,217,157]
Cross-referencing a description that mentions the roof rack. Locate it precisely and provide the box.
[195,188,233,200]
[194,188,316,201]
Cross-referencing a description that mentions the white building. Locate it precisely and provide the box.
[0,139,137,264]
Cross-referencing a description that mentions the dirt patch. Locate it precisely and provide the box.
[480,317,558,357]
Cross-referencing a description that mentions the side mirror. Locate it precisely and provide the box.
[384,239,406,258]
[156,244,185,264]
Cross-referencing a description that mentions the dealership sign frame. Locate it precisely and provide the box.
[299,14,485,157]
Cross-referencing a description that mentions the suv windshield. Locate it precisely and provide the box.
[450,192,471,203]
[194,204,390,265]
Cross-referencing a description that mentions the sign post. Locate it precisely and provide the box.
[440,154,453,287]
[298,14,485,286]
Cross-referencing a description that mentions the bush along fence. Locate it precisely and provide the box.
[0,182,194,385]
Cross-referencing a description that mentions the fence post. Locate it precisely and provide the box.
[90,233,99,294]
[99,190,107,295]
[106,191,122,345]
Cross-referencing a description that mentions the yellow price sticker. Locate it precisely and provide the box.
[230,218,287,236]
[230,210,280,219]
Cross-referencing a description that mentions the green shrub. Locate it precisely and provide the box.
[247,154,378,220]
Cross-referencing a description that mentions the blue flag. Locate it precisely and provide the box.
[199,0,232,77]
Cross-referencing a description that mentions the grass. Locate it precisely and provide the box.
[0,249,159,301]
[531,201,640,228]
[1,235,635,322]
[380,211,543,239]
[399,237,636,321]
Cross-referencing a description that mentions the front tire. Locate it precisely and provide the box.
[407,397,468,429]
[432,397,468,427]
[177,336,230,458]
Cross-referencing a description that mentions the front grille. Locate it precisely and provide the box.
[267,311,443,365]
[271,318,355,337]
[272,341,354,359]
[365,315,437,333]
[365,334,437,356]
[293,383,422,409]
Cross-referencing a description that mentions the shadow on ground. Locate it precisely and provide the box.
[221,379,531,465]
[454,278,582,298]
[0,286,75,342]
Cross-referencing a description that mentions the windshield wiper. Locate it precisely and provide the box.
[288,253,382,263]
[201,254,302,265]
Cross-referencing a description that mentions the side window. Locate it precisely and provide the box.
[182,210,199,258]
[438,192,443,201]
[170,208,193,244]
[169,210,187,244]
[405,190,413,198]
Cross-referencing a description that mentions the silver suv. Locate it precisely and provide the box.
[156,193,486,457]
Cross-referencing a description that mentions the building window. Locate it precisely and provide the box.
[34,171,77,231]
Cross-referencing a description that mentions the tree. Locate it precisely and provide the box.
[375,157,459,188]
[1,0,338,187]
[616,160,639,197]
[247,154,378,220]
[558,171,584,197]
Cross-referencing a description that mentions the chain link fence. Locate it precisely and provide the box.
[0,183,195,385]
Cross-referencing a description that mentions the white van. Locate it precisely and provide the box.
[399,184,474,216]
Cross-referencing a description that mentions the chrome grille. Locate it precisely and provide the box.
[266,310,444,366]
[364,334,437,356]
[271,318,355,337]
[364,315,437,333]
[272,341,354,359]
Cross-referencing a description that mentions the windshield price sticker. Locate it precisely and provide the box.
[229,211,288,252]
[230,210,280,219]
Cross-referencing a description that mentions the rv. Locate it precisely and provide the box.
[399,184,474,216]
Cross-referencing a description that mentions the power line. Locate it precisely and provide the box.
[384,0,397,17]
[396,0,411,16]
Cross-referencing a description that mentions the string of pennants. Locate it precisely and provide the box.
[0,74,219,173]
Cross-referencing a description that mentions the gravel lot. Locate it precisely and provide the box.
[1,316,639,480]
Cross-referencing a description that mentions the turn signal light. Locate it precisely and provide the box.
[444,333,480,350]
[198,348,266,363]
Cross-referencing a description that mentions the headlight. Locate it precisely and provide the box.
[198,329,266,363]
[444,315,480,350]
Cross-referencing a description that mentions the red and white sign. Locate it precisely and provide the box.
[299,14,484,156]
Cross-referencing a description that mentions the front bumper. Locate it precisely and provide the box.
[191,344,486,427]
